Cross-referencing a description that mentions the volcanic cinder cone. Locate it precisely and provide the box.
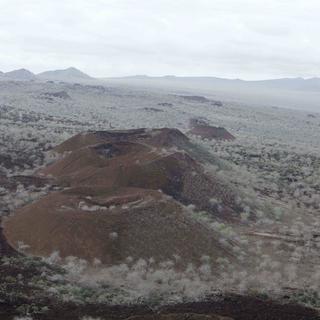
[188,119,235,141]
[3,128,239,266]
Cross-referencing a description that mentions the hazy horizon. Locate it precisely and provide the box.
[2,65,320,113]
[1,66,320,82]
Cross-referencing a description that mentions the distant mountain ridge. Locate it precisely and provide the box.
[0,67,92,82]
[105,75,320,91]
[253,77,320,91]
[2,68,36,81]
[1,67,320,91]
[37,67,92,81]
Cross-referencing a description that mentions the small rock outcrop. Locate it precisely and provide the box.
[179,95,210,103]
[42,91,71,99]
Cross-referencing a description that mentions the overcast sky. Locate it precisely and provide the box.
[0,0,320,79]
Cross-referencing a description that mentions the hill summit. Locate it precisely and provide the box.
[3,68,36,81]
[37,67,92,82]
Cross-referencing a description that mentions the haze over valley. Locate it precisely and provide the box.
[2,67,320,112]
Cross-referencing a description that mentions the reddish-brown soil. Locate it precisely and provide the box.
[3,187,232,264]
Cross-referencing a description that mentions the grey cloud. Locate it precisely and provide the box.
[0,0,320,79]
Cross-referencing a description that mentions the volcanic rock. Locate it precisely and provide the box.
[179,95,210,103]
[42,91,71,99]
[158,102,173,107]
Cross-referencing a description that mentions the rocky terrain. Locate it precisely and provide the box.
[0,79,319,319]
